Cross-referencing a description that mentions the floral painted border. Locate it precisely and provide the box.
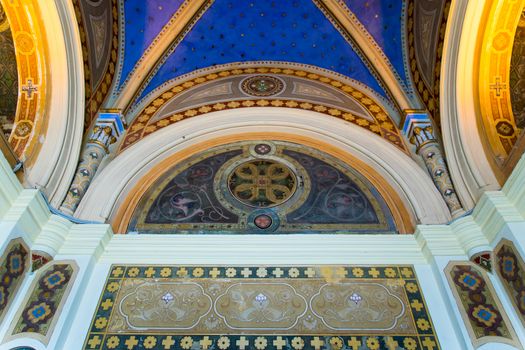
[83,265,440,350]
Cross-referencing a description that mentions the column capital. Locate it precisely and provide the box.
[87,110,126,153]
[402,111,437,151]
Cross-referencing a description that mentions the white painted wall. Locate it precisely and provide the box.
[1,147,525,350]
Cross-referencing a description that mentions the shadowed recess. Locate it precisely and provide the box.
[341,0,407,84]
[118,0,185,88]
[138,0,388,101]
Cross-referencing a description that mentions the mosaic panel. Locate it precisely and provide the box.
[84,265,440,350]
[510,10,525,129]
[445,262,520,349]
[8,262,77,344]
[495,239,525,327]
[0,3,18,139]
[0,239,29,321]
[129,141,394,234]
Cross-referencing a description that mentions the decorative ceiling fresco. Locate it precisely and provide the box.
[128,141,395,234]
[72,0,119,128]
[0,3,18,140]
[407,0,451,125]
[117,0,185,89]
[70,0,456,129]
[135,0,390,104]
[120,70,407,153]
[340,0,407,83]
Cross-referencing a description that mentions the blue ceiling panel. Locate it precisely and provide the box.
[138,0,388,101]
[119,0,185,88]
[342,0,407,83]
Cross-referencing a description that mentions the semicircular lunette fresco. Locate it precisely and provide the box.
[128,141,396,234]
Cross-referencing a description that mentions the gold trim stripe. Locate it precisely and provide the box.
[119,67,407,154]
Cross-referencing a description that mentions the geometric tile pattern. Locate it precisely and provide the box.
[0,238,29,321]
[445,262,520,349]
[83,265,440,349]
[495,238,525,327]
[11,263,75,342]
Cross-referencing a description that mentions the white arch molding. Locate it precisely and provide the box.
[440,0,500,210]
[22,0,85,207]
[75,108,451,228]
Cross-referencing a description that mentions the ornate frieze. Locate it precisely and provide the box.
[120,67,407,154]
[495,239,525,327]
[83,264,440,350]
[445,262,520,349]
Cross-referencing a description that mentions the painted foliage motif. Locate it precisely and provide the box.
[130,141,394,234]
[495,239,525,327]
[445,262,520,348]
[0,239,29,320]
[11,263,75,341]
[84,264,440,350]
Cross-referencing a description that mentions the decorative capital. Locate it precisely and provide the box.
[402,111,437,151]
[87,110,126,153]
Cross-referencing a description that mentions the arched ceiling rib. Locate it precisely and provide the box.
[110,0,416,114]
[112,0,211,110]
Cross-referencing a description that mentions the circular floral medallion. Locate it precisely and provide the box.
[254,143,272,155]
[228,159,296,208]
[241,75,285,96]
[254,214,273,229]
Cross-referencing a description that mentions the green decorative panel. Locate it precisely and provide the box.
[84,265,440,350]
[495,239,525,327]
[445,262,520,349]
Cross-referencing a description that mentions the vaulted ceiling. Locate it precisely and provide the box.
[73,0,451,130]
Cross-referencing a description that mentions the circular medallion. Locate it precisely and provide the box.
[241,75,284,96]
[496,120,515,137]
[228,159,296,208]
[254,143,272,155]
[13,120,33,138]
[14,32,35,55]
[254,214,273,229]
